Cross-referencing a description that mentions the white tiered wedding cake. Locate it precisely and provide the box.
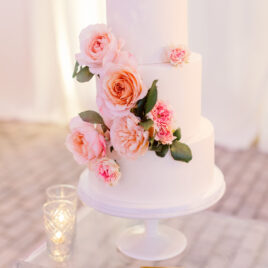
[68,0,218,209]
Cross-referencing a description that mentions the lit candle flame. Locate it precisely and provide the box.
[58,213,65,223]
[52,231,65,244]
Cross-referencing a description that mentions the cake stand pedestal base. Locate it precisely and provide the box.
[117,220,187,261]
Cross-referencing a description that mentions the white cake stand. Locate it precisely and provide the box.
[78,166,225,261]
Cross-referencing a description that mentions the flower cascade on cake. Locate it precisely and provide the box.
[67,24,192,186]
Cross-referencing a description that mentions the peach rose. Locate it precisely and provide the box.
[97,53,147,126]
[65,116,106,165]
[167,45,191,66]
[93,157,121,186]
[75,24,123,74]
[110,115,149,159]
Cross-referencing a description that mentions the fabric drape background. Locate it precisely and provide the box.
[188,0,268,152]
[0,0,267,152]
[0,0,105,123]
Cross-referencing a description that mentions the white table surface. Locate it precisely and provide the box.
[17,207,268,268]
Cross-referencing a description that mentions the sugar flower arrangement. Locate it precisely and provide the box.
[66,24,192,186]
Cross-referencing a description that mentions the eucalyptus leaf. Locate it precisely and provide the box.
[171,140,192,163]
[72,61,79,78]
[79,110,105,125]
[173,128,181,141]
[145,80,158,114]
[76,66,94,83]
[139,119,154,131]
[156,144,169,158]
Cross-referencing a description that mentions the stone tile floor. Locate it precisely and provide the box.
[0,121,268,267]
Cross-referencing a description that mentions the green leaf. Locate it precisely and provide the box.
[173,128,181,141]
[156,144,169,158]
[150,140,163,152]
[150,141,159,151]
[136,97,146,118]
[139,119,154,131]
[101,124,108,133]
[72,61,79,78]
[131,80,158,119]
[79,110,105,125]
[145,80,158,114]
[76,66,94,83]
[148,136,155,149]
[171,140,192,163]
[130,96,146,119]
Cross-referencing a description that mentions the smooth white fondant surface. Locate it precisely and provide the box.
[81,118,214,207]
[78,166,225,219]
[106,0,188,64]
[139,53,202,138]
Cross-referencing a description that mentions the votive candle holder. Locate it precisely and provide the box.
[43,200,76,262]
[46,184,77,208]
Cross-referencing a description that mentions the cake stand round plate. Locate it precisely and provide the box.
[78,166,225,261]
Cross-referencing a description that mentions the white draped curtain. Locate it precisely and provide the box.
[188,0,268,152]
[0,0,105,123]
[0,0,267,152]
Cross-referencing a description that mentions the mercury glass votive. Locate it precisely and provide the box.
[46,184,77,208]
[43,200,76,262]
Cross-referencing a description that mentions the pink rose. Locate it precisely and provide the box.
[65,116,106,165]
[93,157,121,186]
[149,100,173,126]
[167,45,191,66]
[149,100,176,145]
[110,115,149,159]
[155,124,176,145]
[75,24,123,74]
[96,53,146,127]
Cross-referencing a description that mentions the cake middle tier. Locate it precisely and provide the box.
[139,53,202,138]
[106,0,188,64]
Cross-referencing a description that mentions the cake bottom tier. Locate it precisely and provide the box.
[83,117,215,207]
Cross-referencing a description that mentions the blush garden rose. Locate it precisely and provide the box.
[75,24,123,74]
[110,114,149,159]
[65,116,106,165]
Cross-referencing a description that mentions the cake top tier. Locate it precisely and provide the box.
[106,0,188,65]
